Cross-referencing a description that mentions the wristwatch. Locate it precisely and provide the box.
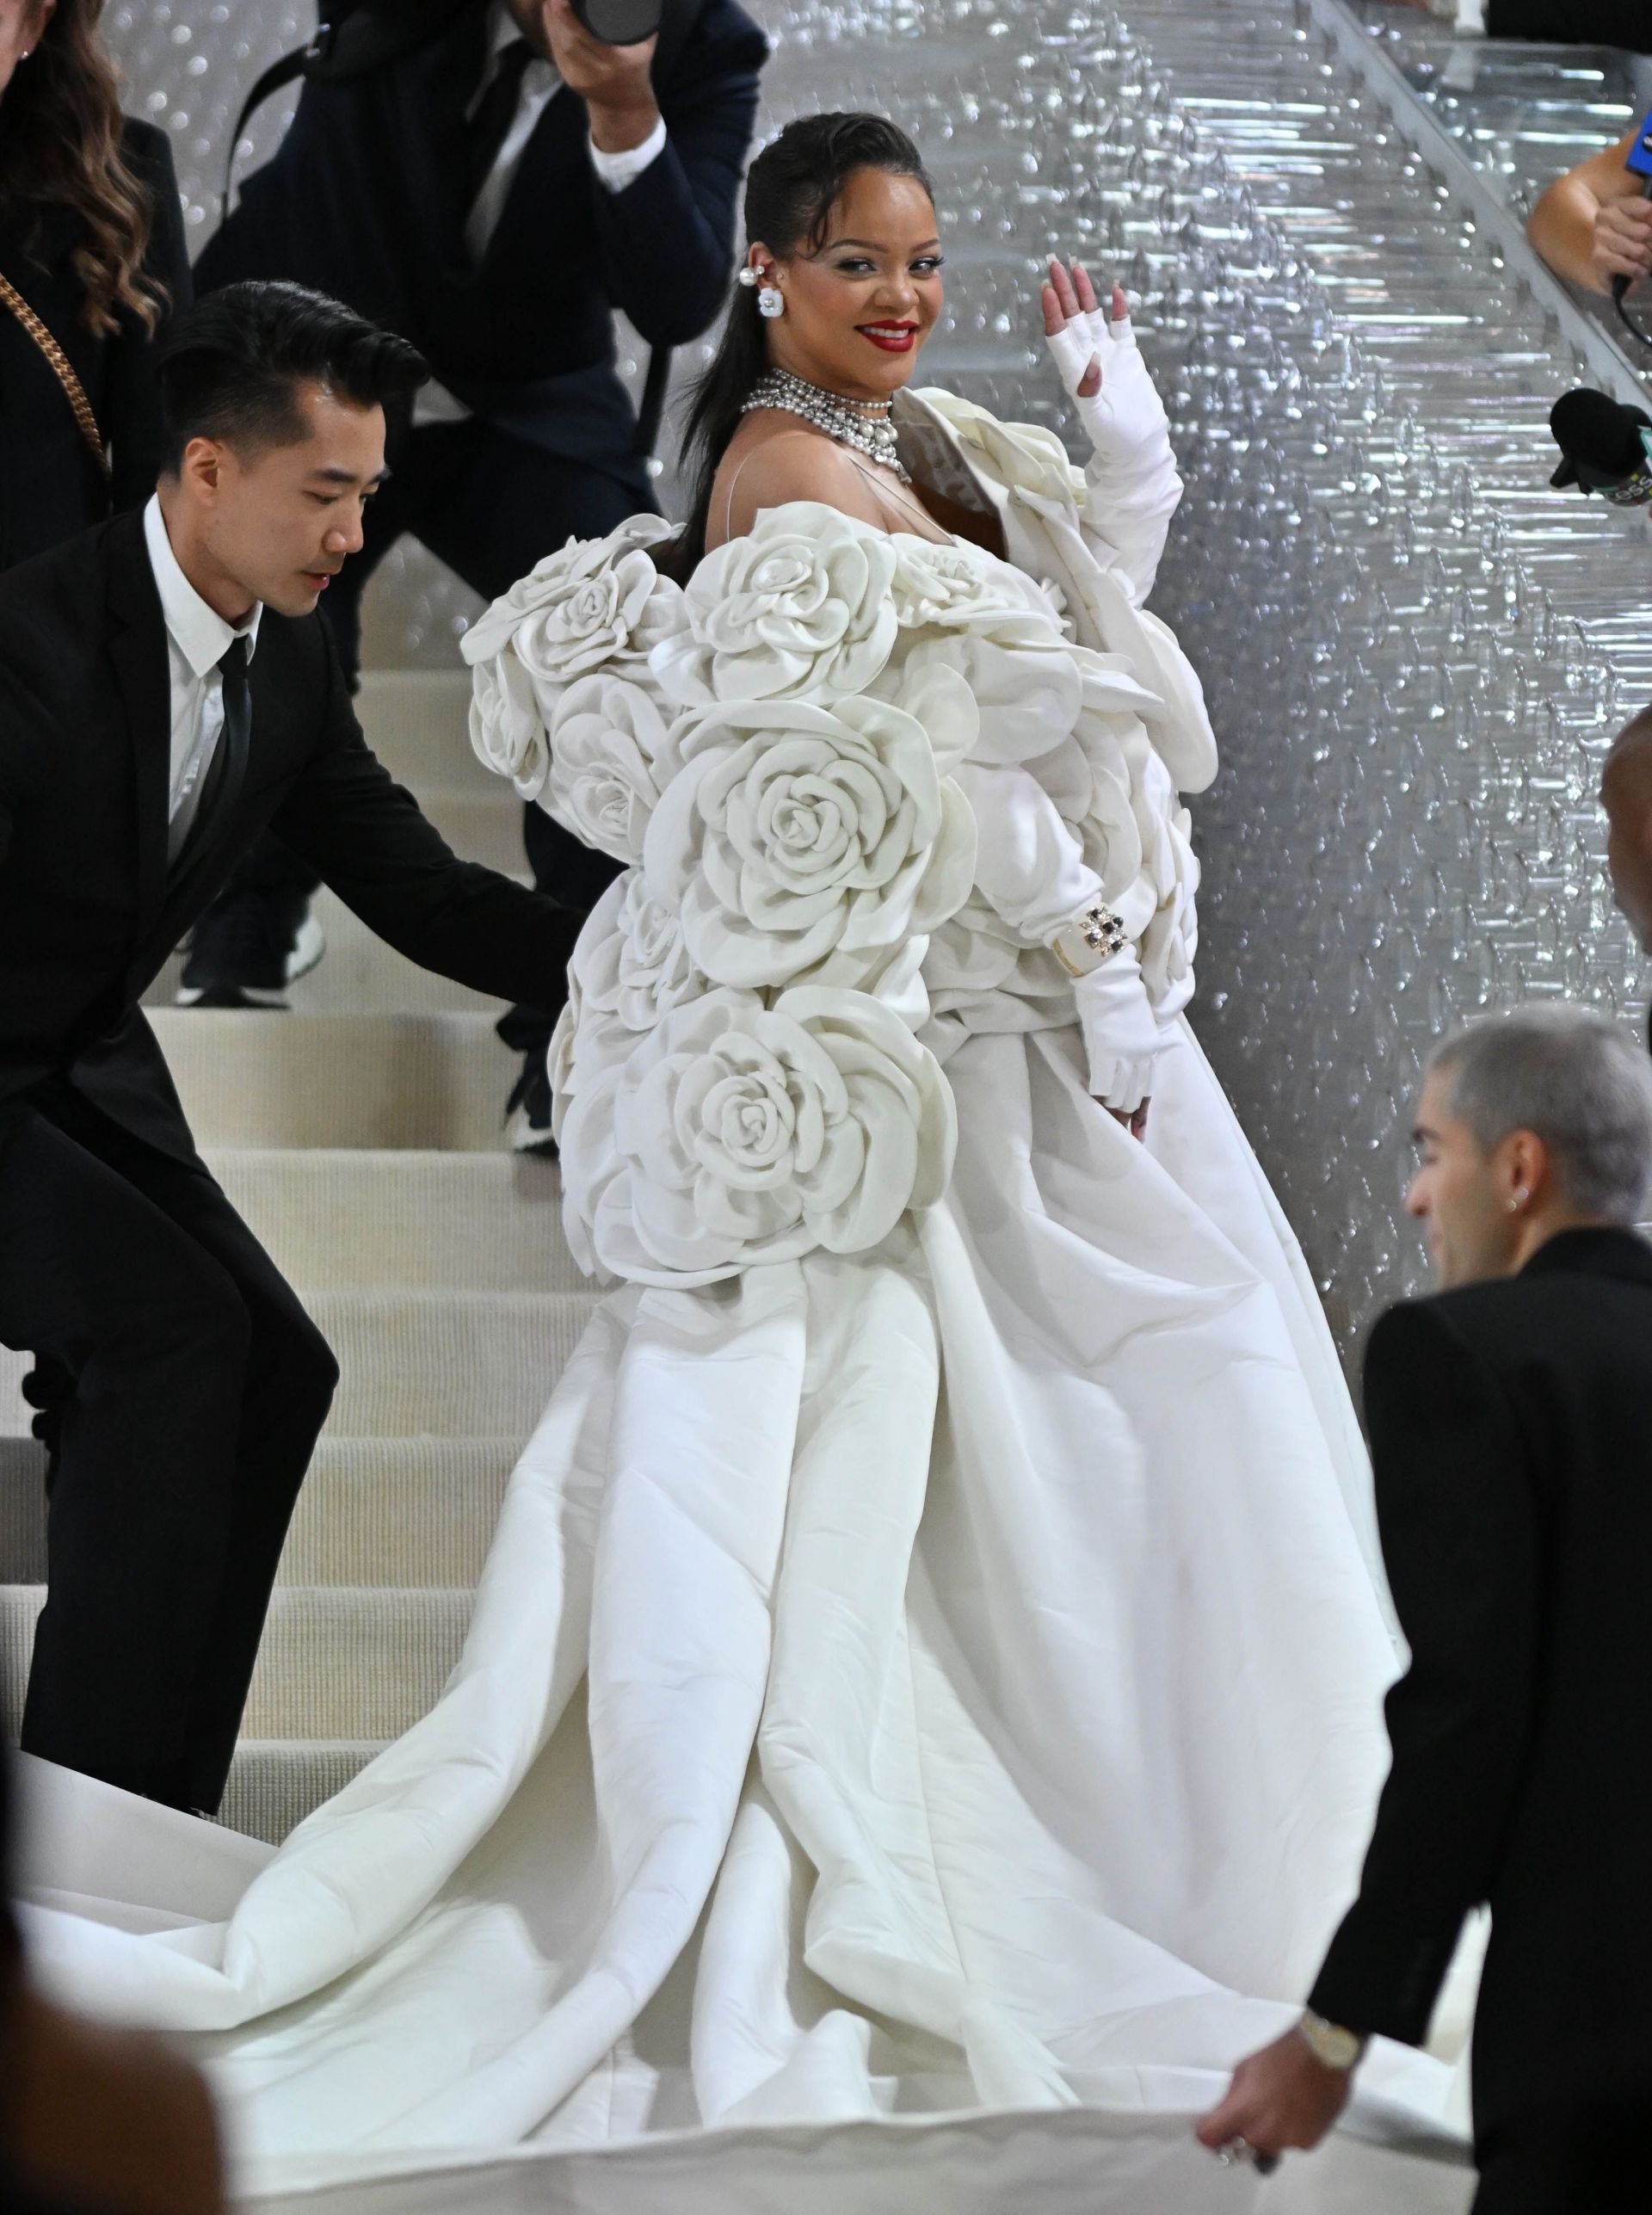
[1296,2009,1366,2072]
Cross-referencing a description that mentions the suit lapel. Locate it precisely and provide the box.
[403,7,496,281]
[104,512,171,945]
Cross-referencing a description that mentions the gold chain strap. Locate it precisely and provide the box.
[0,269,111,479]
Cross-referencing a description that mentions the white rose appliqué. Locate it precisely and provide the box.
[558,985,956,1286]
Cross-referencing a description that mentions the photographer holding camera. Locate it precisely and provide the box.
[183,0,767,1146]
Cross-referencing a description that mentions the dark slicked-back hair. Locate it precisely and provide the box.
[664,113,934,578]
[157,281,428,474]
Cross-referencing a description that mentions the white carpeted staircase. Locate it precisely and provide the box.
[0,671,588,1842]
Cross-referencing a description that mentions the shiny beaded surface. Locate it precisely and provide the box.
[109,1,1652,1355]
[743,366,909,478]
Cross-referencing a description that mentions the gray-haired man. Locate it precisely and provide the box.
[1199,1004,1652,2212]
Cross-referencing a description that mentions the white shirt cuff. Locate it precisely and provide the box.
[589,115,668,194]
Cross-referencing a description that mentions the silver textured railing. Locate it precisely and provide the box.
[110,0,1652,1347]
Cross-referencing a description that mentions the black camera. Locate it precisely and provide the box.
[571,0,666,40]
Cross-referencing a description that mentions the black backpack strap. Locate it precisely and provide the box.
[219,0,477,223]
[219,35,324,225]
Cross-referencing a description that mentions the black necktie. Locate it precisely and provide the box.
[176,634,250,872]
[462,39,535,213]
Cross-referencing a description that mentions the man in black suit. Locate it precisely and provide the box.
[1198,1003,1652,2209]
[0,281,585,1816]
[182,0,767,1150]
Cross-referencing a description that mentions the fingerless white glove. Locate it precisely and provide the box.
[1045,299,1173,484]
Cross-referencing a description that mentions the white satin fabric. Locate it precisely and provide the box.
[15,390,1477,2210]
[16,1022,1470,2208]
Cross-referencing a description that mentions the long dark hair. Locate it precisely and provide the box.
[0,0,171,339]
[667,112,934,577]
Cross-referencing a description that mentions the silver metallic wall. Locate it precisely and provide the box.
[107,0,1652,1348]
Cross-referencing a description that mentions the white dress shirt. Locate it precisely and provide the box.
[142,495,263,865]
[415,2,669,428]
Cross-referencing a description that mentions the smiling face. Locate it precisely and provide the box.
[167,380,388,622]
[749,165,944,403]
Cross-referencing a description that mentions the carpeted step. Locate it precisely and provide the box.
[202,1151,581,1292]
[354,669,490,793]
[0,1437,521,1589]
[220,1738,385,1847]
[0,1584,472,1742]
[147,1011,524,1150]
[0,1288,597,1440]
[314,1288,597,1436]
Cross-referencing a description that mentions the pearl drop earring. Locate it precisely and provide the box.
[737,264,785,318]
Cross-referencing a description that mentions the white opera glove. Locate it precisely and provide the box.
[1074,950,1166,1116]
[1045,299,1181,604]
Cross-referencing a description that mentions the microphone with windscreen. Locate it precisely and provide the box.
[1549,388,1652,506]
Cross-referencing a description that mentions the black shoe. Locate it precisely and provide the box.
[505,1048,558,1157]
[176,891,325,1009]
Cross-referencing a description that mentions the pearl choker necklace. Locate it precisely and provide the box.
[742,367,909,481]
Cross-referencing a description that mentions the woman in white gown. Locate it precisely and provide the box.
[18,114,1472,2212]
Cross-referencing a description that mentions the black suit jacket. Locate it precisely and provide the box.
[194,0,766,482]
[1487,0,1649,46]
[0,119,192,570]
[1309,1227,1652,2144]
[0,507,582,1163]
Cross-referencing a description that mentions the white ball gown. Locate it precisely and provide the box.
[15,349,1476,2212]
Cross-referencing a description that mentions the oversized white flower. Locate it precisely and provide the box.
[468,644,548,801]
[575,867,708,1033]
[651,503,898,707]
[1137,798,1201,1014]
[907,388,1084,512]
[461,515,686,700]
[894,624,1083,768]
[888,532,1069,639]
[558,985,956,1286]
[541,675,685,865]
[644,692,977,990]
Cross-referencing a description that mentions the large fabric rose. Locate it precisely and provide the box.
[558,986,956,1286]
[467,643,548,800]
[651,503,898,707]
[461,515,686,696]
[888,533,1069,638]
[891,624,1083,768]
[541,675,685,865]
[644,692,977,990]
[906,388,1084,513]
[574,867,709,1034]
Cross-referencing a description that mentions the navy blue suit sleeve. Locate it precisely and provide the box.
[588,20,766,349]
[1307,1299,1541,2045]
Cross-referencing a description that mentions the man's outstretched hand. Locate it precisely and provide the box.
[1197,2028,1353,2167]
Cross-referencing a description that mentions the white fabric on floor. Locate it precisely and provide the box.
[17,1025,1471,2210]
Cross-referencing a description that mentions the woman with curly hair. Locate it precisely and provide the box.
[0,0,189,569]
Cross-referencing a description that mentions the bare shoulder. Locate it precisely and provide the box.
[706,424,887,549]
